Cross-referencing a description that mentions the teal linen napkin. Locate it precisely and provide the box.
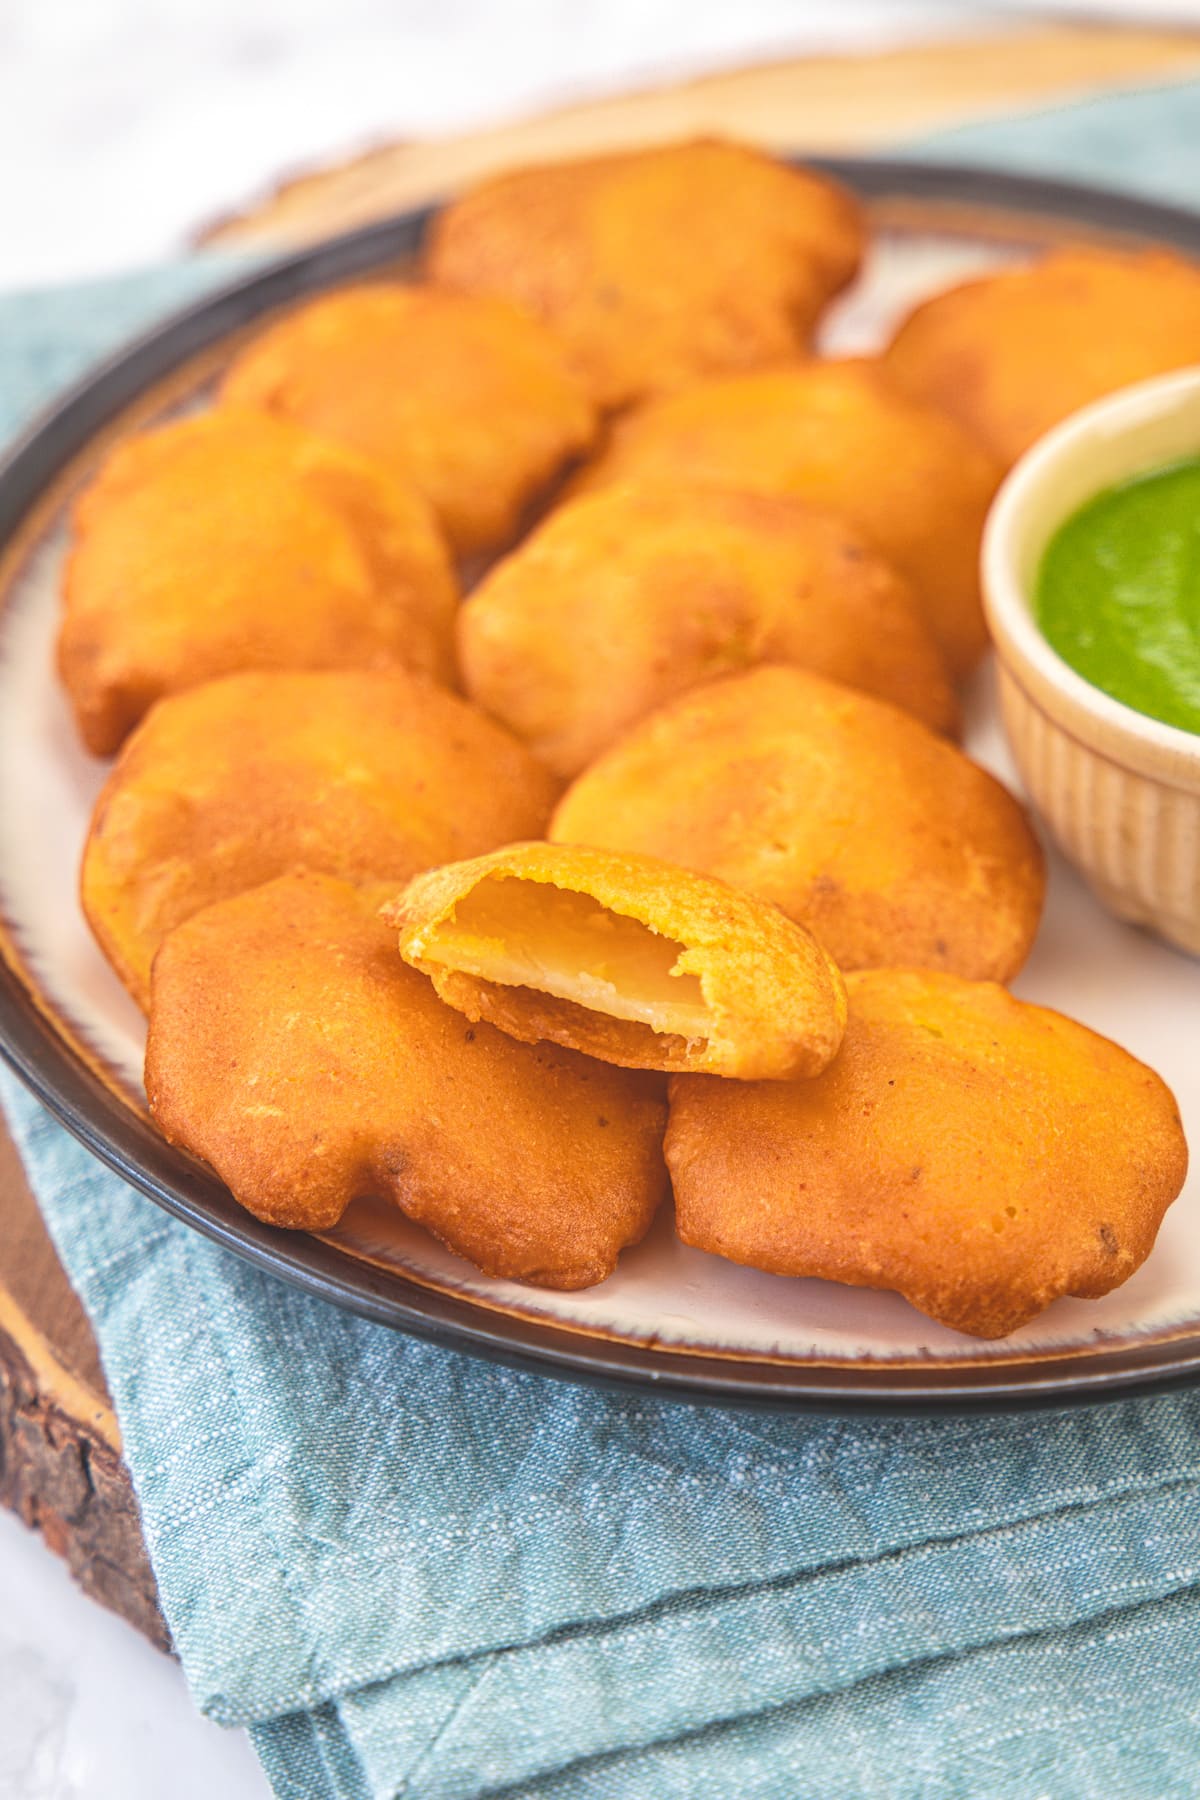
[4,76,1200,1799]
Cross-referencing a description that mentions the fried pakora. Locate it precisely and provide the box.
[882,246,1200,468]
[425,139,864,411]
[221,283,596,555]
[59,409,457,756]
[459,482,959,774]
[549,666,1044,982]
[385,841,847,1080]
[667,969,1188,1338]
[571,360,1002,676]
[83,669,559,1010]
[146,870,667,1286]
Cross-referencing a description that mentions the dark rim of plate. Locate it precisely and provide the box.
[3,157,1200,1414]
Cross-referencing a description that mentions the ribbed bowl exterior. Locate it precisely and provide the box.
[997,663,1200,956]
[984,368,1200,964]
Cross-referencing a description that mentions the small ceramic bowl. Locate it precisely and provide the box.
[982,367,1200,958]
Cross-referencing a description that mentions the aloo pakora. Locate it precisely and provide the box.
[459,482,959,775]
[550,666,1044,982]
[59,409,457,756]
[571,360,1002,676]
[146,871,667,1287]
[882,246,1200,468]
[222,283,596,555]
[667,969,1188,1338]
[385,841,847,1080]
[425,139,864,411]
[83,669,559,1010]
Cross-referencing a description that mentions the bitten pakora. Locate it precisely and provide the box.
[221,283,596,555]
[83,669,559,1010]
[424,139,864,411]
[571,360,1002,676]
[146,871,667,1287]
[667,969,1188,1338]
[59,409,457,756]
[459,483,959,775]
[550,666,1044,982]
[882,246,1200,468]
[385,842,847,1080]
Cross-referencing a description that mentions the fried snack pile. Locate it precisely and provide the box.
[385,842,847,1080]
[222,284,596,555]
[83,669,559,1010]
[667,970,1189,1338]
[60,410,456,755]
[58,138,1188,1337]
[425,138,864,411]
[571,359,1001,676]
[550,666,1045,982]
[146,872,668,1287]
[882,246,1200,468]
[460,483,959,775]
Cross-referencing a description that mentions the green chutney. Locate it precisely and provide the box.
[1035,456,1200,735]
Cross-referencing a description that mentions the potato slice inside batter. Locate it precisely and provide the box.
[384,842,847,1080]
[419,878,710,1037]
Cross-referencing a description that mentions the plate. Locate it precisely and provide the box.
[2,159,1199,1412]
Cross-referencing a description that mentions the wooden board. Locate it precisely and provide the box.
[3,17,1199,1648]
[200,23,1200,250]
[0,1127,168,1647]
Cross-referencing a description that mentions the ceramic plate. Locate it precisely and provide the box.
[3,159,1199,1411]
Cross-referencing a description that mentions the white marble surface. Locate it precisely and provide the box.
[3,2,1199,1796]
[8,0,1200,289]
[0,0,1003,287]
[0,1509,269,1798]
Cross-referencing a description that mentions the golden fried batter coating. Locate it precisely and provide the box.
[550,666,1044,982]
[571,360,1002,676]
[146,871,667,1286]
[667,969,1188,1338]
[59,409,457,756]
[384,841,847,1080]
[221,283,596,555]
[882,247,1200,468]
[459,483,959,774]
[425,139,864,411]
[83,669,559,1011]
